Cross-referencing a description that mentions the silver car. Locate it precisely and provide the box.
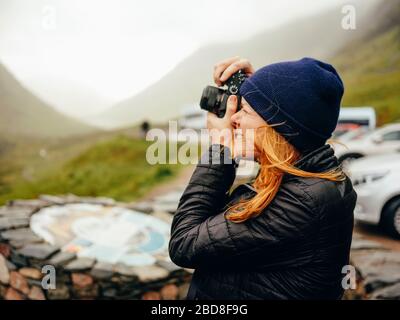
[347,153,400,238]
[334,123,400,163]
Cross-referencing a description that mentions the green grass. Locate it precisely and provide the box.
[0,135,183,205]
[333,26,400,125]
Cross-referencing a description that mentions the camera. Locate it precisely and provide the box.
[199,70,247,118]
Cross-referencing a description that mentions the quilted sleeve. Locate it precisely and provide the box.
[168,144,318,270]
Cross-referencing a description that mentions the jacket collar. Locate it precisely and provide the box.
[247,144,340,187]
[293,144,339,173]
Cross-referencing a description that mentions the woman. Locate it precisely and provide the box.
[169,56,357,300]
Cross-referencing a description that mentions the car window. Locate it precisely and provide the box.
[382,131,400,141]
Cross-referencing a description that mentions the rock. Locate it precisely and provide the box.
[152,211,173,224]
[125,201,154,214]
[132,265,169,283]
[0,283,6,296]
[178,283,190,299]
[7,199,49,210]
[156,259,183,275]
[102,286,118,298]
[90,262,114,280]
[65,257,95,272]
[5,287,25,300]
[18,243,59,260]
[351,239,385,250]
[26,278,43,287]
[142,291,161,300]
[370,283,400,300]
[114,263,139,278]
[0,216,29,230]
[39,195,67,205]
[74,284,99,299]
[0,243,11,258]
[151,190,183,213]
[351,251,400,278]
[48,252,76,267]
[364,273,400,293]
[1,228,42,243]
[152,203,179,214]
[160,283,179,300]
[0,254,10,284]
[9,271,30,295]
[9,251,28,267]
[19,267,43,280]
[6,259,17,271]
[78,196,115,206]
[0,206,34,217]
[47,284,70,300]
[119,275,138,283]
[154,190,183,204]
[71,273,94,289]
[28,286,46,300]
[9,239,39,249]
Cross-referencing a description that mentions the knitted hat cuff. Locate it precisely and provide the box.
[241,80,327,152]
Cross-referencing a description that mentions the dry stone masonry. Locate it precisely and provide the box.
[0,193,191,300]
[1,190,399,300]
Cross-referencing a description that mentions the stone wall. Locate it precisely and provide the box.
[343,234,400,300]
[1,193,399,300]
[0,195,192,300]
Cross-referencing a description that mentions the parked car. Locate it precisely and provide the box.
[347,152,400,238]
[337,106,376,131]
[178,104,206,130]
[334,126,370,143]
[334,123,400,164]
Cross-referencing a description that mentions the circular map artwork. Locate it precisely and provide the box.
[30,204,171,266]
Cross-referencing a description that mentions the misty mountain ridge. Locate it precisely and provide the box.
[0,63,98,138]
[92,0,382,129]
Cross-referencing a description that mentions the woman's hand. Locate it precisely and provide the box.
[208,56,255,151]
[207,95,237,148]
[213,56,255,87]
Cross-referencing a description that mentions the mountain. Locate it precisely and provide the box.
[93,0,379,129]
[22,75,113,119]
[332,0,400,124]
[0,62,98,138]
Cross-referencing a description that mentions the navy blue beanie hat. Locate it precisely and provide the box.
[239,57,344,153]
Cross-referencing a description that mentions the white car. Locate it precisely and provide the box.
[347,153,400,238]
[178,104,207,130]
[334,123,400,163]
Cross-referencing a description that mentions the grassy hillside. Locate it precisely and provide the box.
[332,0,400,125]
[0,134,182,205]
[0,63,97,138]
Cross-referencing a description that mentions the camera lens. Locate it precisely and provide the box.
[200,86,225,112]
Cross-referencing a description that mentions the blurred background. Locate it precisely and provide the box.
[0,0,400,300]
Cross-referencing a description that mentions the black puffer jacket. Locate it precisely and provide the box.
[169,144,357,300]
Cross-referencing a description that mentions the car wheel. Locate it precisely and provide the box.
[381,198,400,239]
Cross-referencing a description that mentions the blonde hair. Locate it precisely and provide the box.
[225,124,346,223]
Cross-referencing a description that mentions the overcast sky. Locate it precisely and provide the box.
[0,0,349,117]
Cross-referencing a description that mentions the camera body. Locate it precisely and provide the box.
[200,70,247,118]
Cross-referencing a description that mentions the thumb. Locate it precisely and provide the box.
[224,95,237,119]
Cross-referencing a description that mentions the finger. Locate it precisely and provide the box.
[207,111,218,123]
[213,56,240,86]
[224,95,237,119]
[220,58,254,83]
